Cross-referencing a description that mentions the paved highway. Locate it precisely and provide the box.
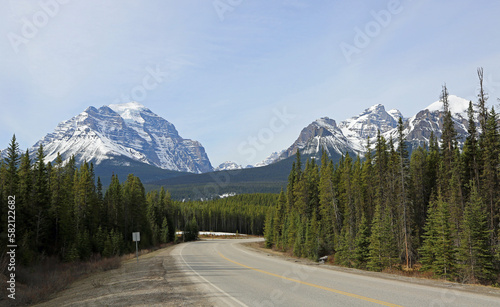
[171,238,500,306]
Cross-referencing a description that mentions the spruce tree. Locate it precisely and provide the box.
[318,152,335,254]
[420,197,456,279]
[462,101,480,191]
[457,186,494,283]
[439,84,457,180]
[161,217,169,244]
[264,207,275,248]
[354,213,370,269]
[480,107,499,245]
[367,204,384,271]
[273,190,286,249]
[409,146,429,243]
[4,135,20,196]
[361,137,375,222]
[397,117,412,268]
[33,145,49,250]
[476,67,488,132]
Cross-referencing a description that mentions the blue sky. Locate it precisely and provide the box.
[1,0,500,167]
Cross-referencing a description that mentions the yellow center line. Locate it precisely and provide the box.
[218,252,402,307]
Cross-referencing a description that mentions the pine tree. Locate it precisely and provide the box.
[293,159,308,216]
[33,144,50,250]
[397,117,412,268]
[374,131,388,216]
[339,153,355,261]
[439,84,457,192]
[123,174,150,246]
[476,67,488,132]
[420,197,456,279]
[73,162,95,236]
[457,186,494,283]
[319,150,335,254]
[184,216,199,242]
[105,174,122,229]
[361,137,375,222]
[462,101,480,191]
[49,153,64,252]
[4,135,20,196]
[306,158,320,219]
[354,213,370,269]
[304,212,319,260]
[367,204,384,271]
[273,190,286,249]
[480,107,499,245]
[409,146,429,243]
[161,217,169,244]
[264,207,275,248]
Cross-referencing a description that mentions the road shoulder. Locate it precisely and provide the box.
[34,244,211,306]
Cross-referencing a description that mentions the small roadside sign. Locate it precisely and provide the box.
[132,232,140,263]
[132,232,140,242]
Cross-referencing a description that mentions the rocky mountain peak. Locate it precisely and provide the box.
[30,102,213,173]
[339,103,401,140]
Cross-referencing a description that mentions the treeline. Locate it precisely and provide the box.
[0,143,273,265]
[172,194,276,235]
[264,82,499,284]
[0,144,174,264]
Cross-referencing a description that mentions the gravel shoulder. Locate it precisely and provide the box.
[34,239,500,306]
[34,244,212,307]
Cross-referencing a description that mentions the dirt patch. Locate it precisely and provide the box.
[34,245,212,307]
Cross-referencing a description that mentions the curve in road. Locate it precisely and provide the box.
[172,238,500,307]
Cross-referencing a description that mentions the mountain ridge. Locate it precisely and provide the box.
[269,94,474,165]
[29,102,213,174]
[13,94,476,184]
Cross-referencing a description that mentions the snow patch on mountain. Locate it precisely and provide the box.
[253,150,286,168]
[425,95,470,116]
[266,95,474,166]
[215,161,243,171]
[31,102,213,173]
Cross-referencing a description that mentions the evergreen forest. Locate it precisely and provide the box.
[264,84,500,284]
[0,143,273,265]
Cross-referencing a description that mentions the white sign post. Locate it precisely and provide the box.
[132,232,140,263]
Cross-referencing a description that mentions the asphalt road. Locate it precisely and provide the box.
[171,238,500,307]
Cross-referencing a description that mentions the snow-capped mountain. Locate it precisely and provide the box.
[339,104,402,141]
[398,95,470,150]
[253,150,286,168]
[277,117,365,161]
[215,161,243,171]
[269,95,474,164]
[31,102,213,173]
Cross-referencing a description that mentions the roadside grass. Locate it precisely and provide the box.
[0,243,172,306]
[0,254,121,306]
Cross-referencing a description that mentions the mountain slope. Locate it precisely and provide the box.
[277,117,363,162]
[31,102,213,173]
[395,95,471,150]
[269,95,474,165]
